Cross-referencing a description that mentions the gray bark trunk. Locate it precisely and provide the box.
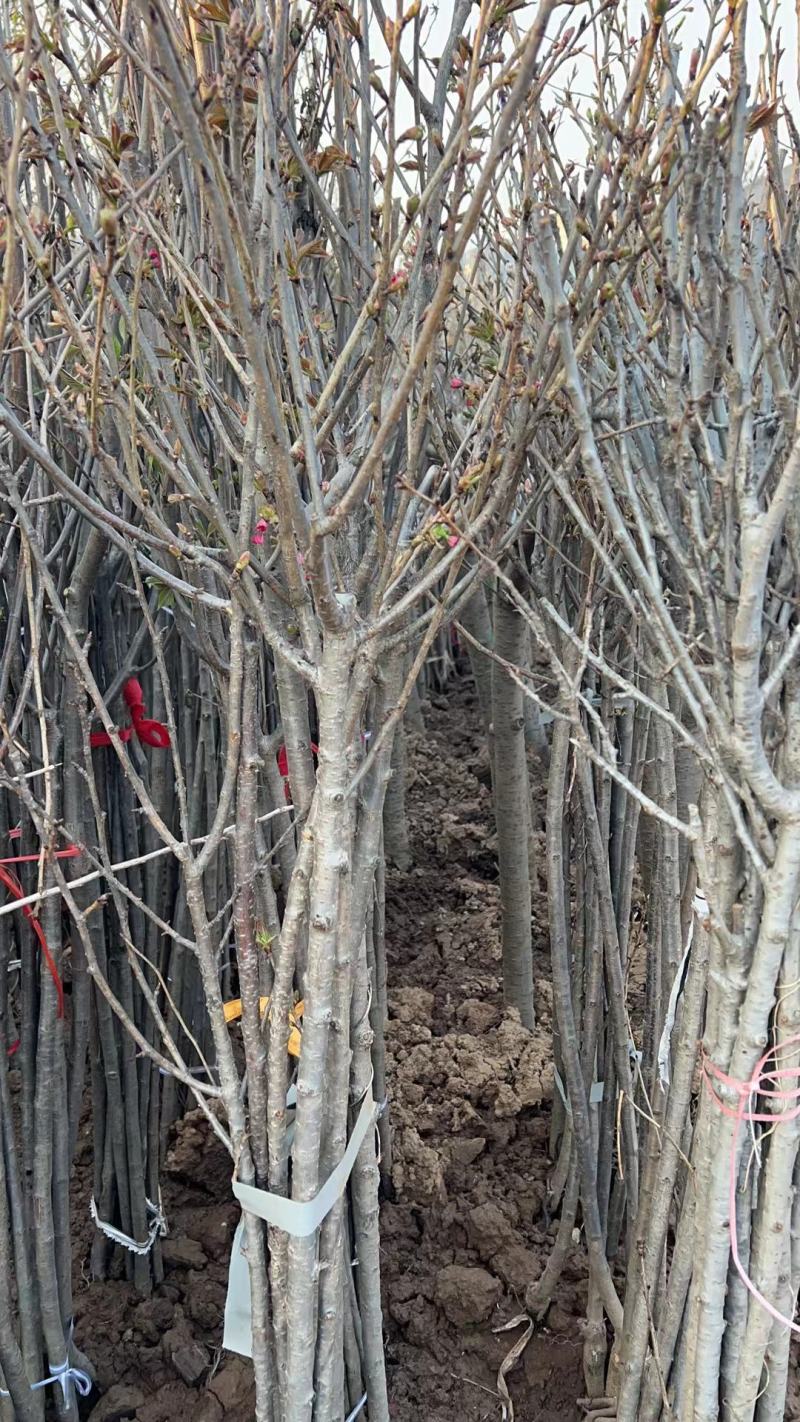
[491,589,534,1029]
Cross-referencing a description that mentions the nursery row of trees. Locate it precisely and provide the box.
[1,0,800,1418]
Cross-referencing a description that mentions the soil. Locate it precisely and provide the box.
[71,685,585,1422]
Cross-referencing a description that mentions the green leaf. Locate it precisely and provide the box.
[469,311,496,343]
[145,576,175,610]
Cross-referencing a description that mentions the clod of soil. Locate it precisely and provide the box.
[87,1385,144,1421]
[435,1265,503,1325]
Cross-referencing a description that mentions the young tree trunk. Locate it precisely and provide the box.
[382,721,411,872]
[281,611,389,1422]
[547,719,623,1337]
[523,630,549,763]
[491,588,534,1029]
[460,584,494,743]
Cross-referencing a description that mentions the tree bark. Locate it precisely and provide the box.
[491,588,534,1029]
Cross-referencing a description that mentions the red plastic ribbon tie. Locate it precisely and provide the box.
[0,863,65,1031]
[90,678,170,750]
[277,743,318,802]
[2,836,82,1052]
[0,846,80,865]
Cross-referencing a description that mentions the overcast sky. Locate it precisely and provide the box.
[369,1,799,170]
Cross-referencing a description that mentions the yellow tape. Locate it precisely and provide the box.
[223,996,303,1057]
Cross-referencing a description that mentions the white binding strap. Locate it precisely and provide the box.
[658,889,709,1090]
[223,1091,377,1358]
[90,1194,167,1256]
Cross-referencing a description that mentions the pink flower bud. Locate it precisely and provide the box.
[450,377,463,390]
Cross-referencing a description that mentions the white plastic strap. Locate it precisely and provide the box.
[90,1194,167,1256]
[233,1090,375,1236]
[553,1068,605,1111]
[554,1039,641,1112]
[223,1091,377,1358]
[345,1392,368,1422]
[0,1322,92,1404]
[658,889,708,1090]
[0,1362,91,1403]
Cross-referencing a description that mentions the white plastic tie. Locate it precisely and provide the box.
[0,1363,92,1404]
[658,888,708,1090]
[44,1357,93,1405]
[345,1391,368,1422]
[90,1194,167,1255]
[223,1090,377,1358]
[553,1067,605,1112]
[0,1323,92,1404]
[232,1090,375,1238]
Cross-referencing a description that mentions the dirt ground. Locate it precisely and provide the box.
[72,686,585,1422]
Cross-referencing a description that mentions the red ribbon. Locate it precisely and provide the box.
[277,743,318,802]
[0,846,80,865]
[0,862,65,1042]
[90,678,170,750]
[2,839,82,1053]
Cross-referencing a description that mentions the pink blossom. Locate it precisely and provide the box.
[450,377,463,390]
[447,534,459,548]
[148,247,161,269]
[251,517,268,546]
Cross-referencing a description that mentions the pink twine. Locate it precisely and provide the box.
[703,1034,800,1333]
